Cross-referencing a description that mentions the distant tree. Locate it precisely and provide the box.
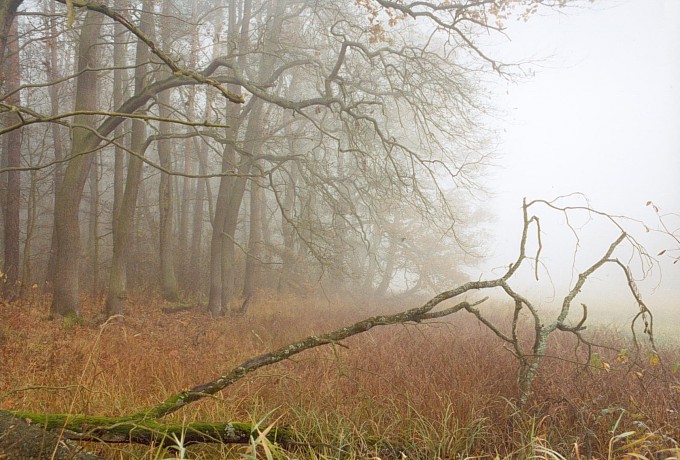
[104,0,154,316]
[1,0,572,315]
[39,0,242,316]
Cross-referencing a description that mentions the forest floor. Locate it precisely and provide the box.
[1,292,679,459]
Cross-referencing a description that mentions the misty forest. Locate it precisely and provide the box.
[1,0,679,458]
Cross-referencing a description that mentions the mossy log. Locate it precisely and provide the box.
[0,412,105,459]
[1,411,294,447]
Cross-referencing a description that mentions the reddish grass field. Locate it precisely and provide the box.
[1,293,679,459]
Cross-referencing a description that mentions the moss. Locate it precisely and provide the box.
[62,312,85,329]
[1,410,294,447]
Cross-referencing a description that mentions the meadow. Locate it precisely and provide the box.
[1,293,678,459]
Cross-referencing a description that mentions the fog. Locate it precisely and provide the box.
[1,0,677,324]
[2,3,679,456]
[476,0,680,322]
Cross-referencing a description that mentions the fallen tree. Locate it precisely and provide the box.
[2,412,292,447]
[1,198,667,454]
[0,411,105,460]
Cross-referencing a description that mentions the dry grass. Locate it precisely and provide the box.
[1,292,679,459]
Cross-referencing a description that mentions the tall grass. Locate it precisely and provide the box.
[1,293,678,458]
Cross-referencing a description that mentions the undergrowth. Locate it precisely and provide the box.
[0,293,678,459]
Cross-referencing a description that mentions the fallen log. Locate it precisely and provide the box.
[0,412,105,460]
[0,411,293,447]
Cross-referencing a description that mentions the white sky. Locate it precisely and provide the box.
[473,0,680,321]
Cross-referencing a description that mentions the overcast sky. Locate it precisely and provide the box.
[473,0,680,319]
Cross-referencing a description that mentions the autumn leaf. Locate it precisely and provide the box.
[615,349,629,364]
[649,353,660,367]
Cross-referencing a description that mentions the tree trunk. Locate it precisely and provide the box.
[44,0,65,290]
[208,140,242,315]
[278,141,298,293]
[156,0,179,302]
[105,0,153,316]
[157,125,179,301]
[242,159,264,301]
[21,170,38,292]
[1,17,21,301]
[375,235,396,297]
[216,106,264,313]
[108,0,129,301]
[239,0,283,305]
[207,0,242,315]
[189,136,207,290]
[51,9,104,316]
[111,0,129,224]
[361,224,382,296]
[177,13,199,278]
[331,152,347,285]
[87,155,99,295]
[0,0,22,67]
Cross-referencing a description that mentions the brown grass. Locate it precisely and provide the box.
[1,293,679,459]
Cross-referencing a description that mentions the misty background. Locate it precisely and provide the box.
[0,0,677,325]
[476,0,679,325]
[2,2,679,458]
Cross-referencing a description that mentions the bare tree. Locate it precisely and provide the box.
[44,0,69,290]
[155,0,180,302]
[51,8,104,316]
[1,0,575,317]
[1,14,21,300]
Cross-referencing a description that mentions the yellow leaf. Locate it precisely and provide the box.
[650,353,660,367]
